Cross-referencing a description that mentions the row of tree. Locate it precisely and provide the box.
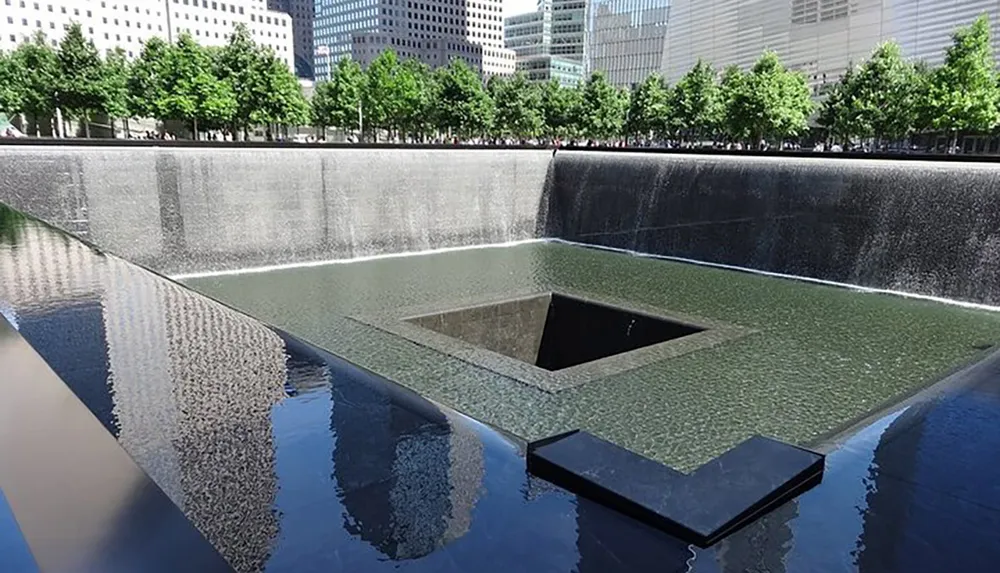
[1,15,997,145]
[0,23,307,139]
[313,14,1000,146]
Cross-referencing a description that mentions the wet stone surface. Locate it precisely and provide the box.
[185,241,1000,472]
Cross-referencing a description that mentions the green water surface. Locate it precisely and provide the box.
[184,242,1000,471]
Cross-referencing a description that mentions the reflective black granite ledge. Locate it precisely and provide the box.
[528,431,824,547]
[0,318,233,573]
[4,205,1000,572]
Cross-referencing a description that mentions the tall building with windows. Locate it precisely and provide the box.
[584,0,668,88]
[268,0,313,77]
[0,0,294,70]
[662,0,1000,95]
[313,0,514,81]
[503,0,583,86]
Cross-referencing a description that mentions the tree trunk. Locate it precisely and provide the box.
[124,118,131,139]
[951,132,959,153]
[83,113,91,138]
[193,118,199,141]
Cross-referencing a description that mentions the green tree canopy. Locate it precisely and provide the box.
[101,48,131,128]
[923,14,1000,144]
[396,58,436,141]
[11,32,59,129]
[539,80,581,140]
[216,24,265,137]
[363,49,402,136]
[434,58,493,139]
[718,64,747,141]
[159,34,236,137]
[0,50,26,116]
[129,36,171,122]
[250,49,309,130]
[624,73,670,140]
[725,52,813,144]
[312,56,364,132]
[489,73,543,140]
[817,64,857,143]
[57,23,105,136]
[670,60,723,141]
[578,70,627,141]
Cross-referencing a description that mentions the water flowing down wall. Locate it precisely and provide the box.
[0,145,553,274]
[546,151,1000,305]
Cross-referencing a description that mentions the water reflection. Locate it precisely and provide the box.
[0,204,26,246]
[4,206,1000,572]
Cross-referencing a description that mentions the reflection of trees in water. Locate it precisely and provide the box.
[0,203,26,245]
[717,500,797,573]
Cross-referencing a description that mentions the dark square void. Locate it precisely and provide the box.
[405,293,705,371]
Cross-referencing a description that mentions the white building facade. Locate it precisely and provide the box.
[584,0,668,88]
[1,0,294,70]
[268,0,313,76]
[313,0,514,81]
[662,0,1000,94]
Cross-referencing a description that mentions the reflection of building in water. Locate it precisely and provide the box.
[0,220,287,573]
[717,500,796,573]
[332,371,484,560]
[575,492,693,572]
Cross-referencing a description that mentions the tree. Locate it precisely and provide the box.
[159,34,236,138]
[578,70,627,141]
[434,58,493,139]
[489,73,543,140]
[841,42,920,146]
[363,49,402,139]
[670,60,723,142]
[57,23,105,137]
[11,32,59,135]
[251,50,309,137]
[539,79,581,140]
[312,57,364,134]
[817,64,858,144]
[129,36,171,123]
[719,64,747,141]
[725,52,813,145]
[0,50,26,116]
[396,58,436,141]
[101,48,131,135]
[216,24,265,139]
[624,73,670,141]
[923,14,1000,149]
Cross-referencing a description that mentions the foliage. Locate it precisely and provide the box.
[624,73,670,140]
[0,50,27,115]
[489,73,543,140]
[10,32,59,122]
[578,71,627,140]
[434,58,493,138]
[724,52,813,143]
[817,64,856,142]
[312,57,364,132]
[363,49,402,135]
[396,58,436,140]
[129,36,171,121]
[250,49,309,128]
[923,15,1000,140]
[718,65,747,141]
[160,34,235,136]
[670,60,723,140]
[539,80,581,139]
[57,23,105,133]
[101,48,131,121]
[216,24,265,136]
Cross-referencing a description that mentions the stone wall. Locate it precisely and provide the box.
[546,151,1000,305]
[0,145,553,274]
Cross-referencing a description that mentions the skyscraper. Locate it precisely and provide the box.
[662,0,1000,93]
[269,0,315,77]
[584,0,668,87]
[504,0,584,86]
[313,0,514,81]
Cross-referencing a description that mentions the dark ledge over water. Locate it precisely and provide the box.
[528,431,824,547]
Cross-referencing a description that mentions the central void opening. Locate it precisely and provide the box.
[405,293,704,371]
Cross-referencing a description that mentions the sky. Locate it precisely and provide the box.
[505,0,538,18]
